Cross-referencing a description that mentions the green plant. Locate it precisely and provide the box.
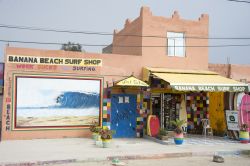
[157,128,169,140]
[99,128,115,140]
[240,123,249,132]
[158,128,168,136]
[171,119,186,134]
[89,121,100,133]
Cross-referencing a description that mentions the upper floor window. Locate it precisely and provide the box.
[167,32,185,57]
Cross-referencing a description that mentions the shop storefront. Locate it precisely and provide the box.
[1,49,150,140]
[143,67,249,135]
[2,7,249,141]
[109,76,149,138]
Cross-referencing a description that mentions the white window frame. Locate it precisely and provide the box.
[167,32,185,57]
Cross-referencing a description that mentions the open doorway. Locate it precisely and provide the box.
[151,93,181,131]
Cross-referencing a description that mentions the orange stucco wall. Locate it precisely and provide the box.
[112,17,143,56]
[112,7,209,70]
[209,64,250,83]
[208,64,229,78]
[2,47,144,140]
[231,65,250,82]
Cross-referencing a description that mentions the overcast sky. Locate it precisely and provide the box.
[0,0,250,64]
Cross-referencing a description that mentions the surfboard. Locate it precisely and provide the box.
[147,115,160,137]
[236,93,245,111]
[240,94,250,132]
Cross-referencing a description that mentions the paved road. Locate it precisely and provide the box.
[0,137,249,165]
[53,156,250,166]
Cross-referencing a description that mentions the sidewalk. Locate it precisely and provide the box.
[0,136,249,165]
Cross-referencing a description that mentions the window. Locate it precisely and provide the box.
[167,32,185,57]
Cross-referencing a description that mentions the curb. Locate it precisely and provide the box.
[107,150,245,161]
[0,159,77,166]
[107,152,192,160]
[0,150,248,166]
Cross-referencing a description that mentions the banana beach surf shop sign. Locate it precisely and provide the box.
[151,72,249,92]
[173,85,247,92]
[7,55,102,66]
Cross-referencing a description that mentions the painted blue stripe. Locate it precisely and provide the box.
[103,122,109,126]
[239,138,249,141]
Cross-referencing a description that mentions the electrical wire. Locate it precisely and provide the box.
[1,24,250,40]
[1,39,250,48]
[226,0,250,4]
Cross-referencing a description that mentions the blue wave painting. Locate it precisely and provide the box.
[15,76,102,127]
[56,92,100,108]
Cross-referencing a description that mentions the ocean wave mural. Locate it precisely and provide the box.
[56,92,100,108]
[15,76,102,128]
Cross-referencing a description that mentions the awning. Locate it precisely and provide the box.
[115,75,149,87]
[143,67,249,92]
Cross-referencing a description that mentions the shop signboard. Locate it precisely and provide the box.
[173,85,248,92]
[116,76,149,87]
[7,55,102,66]
[225,110,239,131]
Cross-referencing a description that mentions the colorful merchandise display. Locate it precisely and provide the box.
[103,98,111,128]
[186,92,209,134]
[163,94,181,130]
[136,92,151,137]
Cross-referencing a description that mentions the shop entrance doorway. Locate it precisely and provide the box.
[111,94,137,138]
[151,93,161,120]
[162,93,181,130]
[152,93,181,130]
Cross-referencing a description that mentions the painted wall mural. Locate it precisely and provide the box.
[14,75,103,129]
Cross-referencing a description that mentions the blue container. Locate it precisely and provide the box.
[174,138,184,145]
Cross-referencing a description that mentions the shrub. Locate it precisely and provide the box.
[89,121,100,133]
[158,128,168,136]
[99,128,115,140]
[170,119,186,134]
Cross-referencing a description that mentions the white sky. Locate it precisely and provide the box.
[0,0,250,64]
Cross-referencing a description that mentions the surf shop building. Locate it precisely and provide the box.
[1,7,249,140]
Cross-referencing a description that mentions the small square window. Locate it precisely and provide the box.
[125,96,130,103]
[167,32,185,57]
[118,96,123,103]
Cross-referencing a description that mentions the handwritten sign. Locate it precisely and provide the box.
[6,104,11,131]
[116,76,149,87]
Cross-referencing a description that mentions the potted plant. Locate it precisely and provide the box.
[171,119,186,145]
[89,121,101,141]
[239,123,249,144]
[99,128,115,148]
[157,128,168,140]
